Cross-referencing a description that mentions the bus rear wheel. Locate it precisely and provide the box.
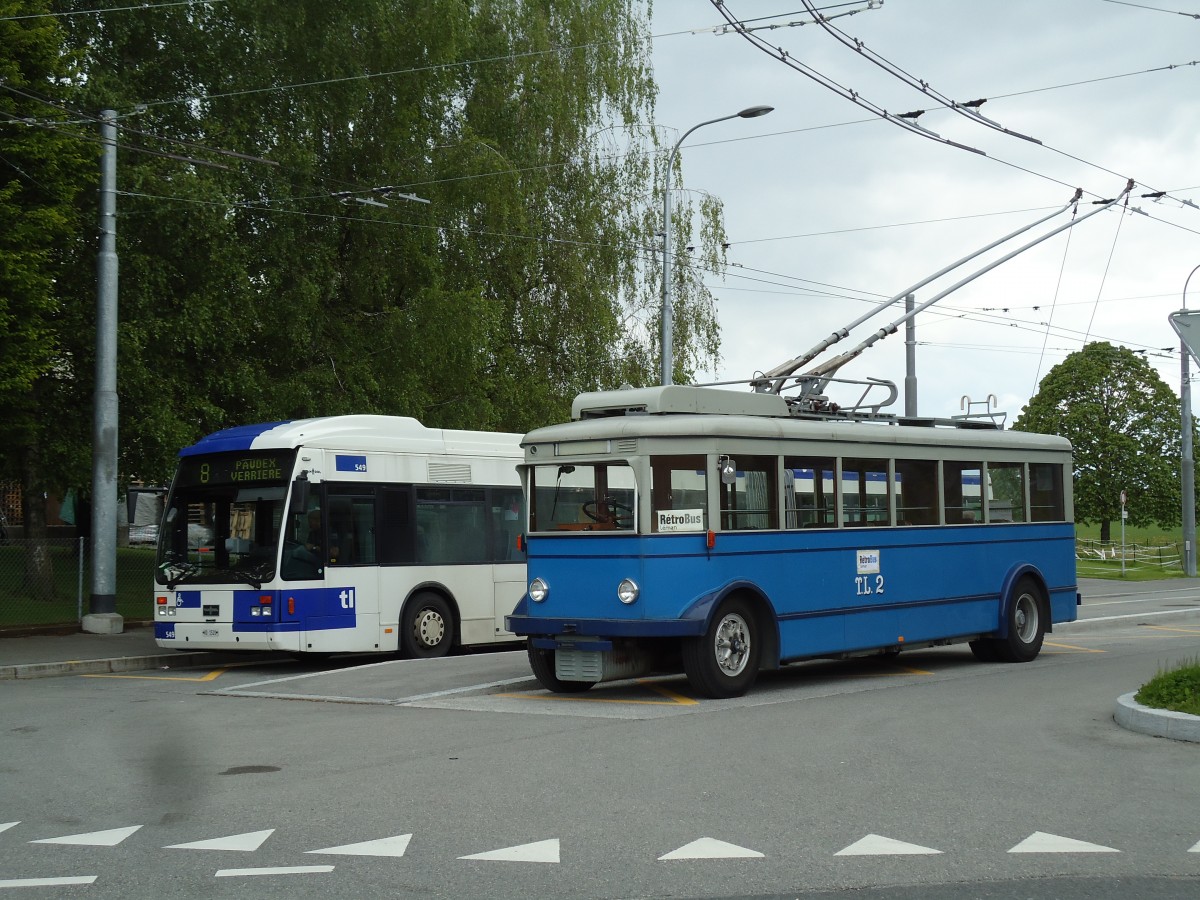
[527,642,594,693]
[994,577,1046,662]
[400,592,454,658]
[682,596,761,699]
[972,577,1046,664]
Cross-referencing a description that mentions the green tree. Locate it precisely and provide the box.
[46,0,725,492]
[0,0,94,596]
[1014,342,1183,542]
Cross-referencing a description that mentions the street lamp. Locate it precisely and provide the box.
[1182,263,1200,577]
[661,105,774,386]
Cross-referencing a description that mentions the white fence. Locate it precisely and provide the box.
[1075,540,1183,576]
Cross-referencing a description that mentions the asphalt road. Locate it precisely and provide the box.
[1,578,1198,899]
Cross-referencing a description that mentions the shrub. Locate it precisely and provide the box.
[1135,659,1200,716]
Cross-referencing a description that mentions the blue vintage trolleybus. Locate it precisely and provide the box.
[506,385,1077,698]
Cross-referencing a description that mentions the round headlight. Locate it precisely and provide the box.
[617,578,639,605]
[528,577,549,603]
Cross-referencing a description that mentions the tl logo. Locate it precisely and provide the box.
[339,588,356,610]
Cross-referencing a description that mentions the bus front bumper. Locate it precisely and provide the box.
[504,613,706,644]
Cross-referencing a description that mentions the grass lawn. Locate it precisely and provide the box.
[0,544,155,628]
[1075,522,1183,544]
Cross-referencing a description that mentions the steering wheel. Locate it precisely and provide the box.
[581,498,633,526]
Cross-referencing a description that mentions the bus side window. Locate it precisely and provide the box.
[719,455,778,530]
[895,459,938,526]
[650,455,707,533]
[1029,463,1065,521]
[379,487,415,564]
[842,458,890,527]
[987,462,1026,523]
[784,456,835,529]
[416,487,487,563]
[491,488,525,561]
[326,489,377,566]
[944,462,982,524]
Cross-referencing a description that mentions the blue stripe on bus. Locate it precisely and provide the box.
[511,523,1077,662]
[179,420,293,456]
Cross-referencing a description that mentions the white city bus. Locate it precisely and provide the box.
[152,415,524,657]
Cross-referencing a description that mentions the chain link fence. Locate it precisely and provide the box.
[0,538,157,631]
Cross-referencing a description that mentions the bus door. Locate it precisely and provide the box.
[282,487,381,653]
[491,487,526,638]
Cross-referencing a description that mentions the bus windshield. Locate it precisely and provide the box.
[155,450,296,588]
[528,462,636,532]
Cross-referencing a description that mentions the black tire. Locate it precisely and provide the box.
[289,651,332,663]
[527,641,594,693]
[968,638,999,662]
[400,591,455,658]
[992,576,1046,663]
[681,595,761,699]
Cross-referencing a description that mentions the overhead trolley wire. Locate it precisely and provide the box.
[0,0,229,22]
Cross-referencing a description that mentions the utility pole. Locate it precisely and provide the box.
[83,109,122,634]
[904,293,917,417]
[1171,265,1200,578]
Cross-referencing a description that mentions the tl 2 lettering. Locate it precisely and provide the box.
[339,589,355,609]
[855,575,885,596]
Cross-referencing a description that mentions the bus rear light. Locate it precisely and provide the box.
[516,534,525,553]
[287,596,295,615]
[156,596,168,605]
[259,595,272,605]
[707,530,716,549]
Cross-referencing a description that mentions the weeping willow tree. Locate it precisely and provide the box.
[37,0,725,489]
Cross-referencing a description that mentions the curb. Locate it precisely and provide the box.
[1114,691,1200,743]
[0,651,273,681]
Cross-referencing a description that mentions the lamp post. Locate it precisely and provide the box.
[661,105,773,386]
[1182,263,1200,577]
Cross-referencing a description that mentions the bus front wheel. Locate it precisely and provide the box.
[400,592,454,658]
[682,596,761,699]
[527,642,594,693]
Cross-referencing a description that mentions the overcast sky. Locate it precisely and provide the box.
[647,0,1199,422]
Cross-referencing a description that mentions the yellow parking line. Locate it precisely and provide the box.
[83,668,229,682]
[881,664,934,676]
[1143,625,1200,635]
[1043,641,1105,653]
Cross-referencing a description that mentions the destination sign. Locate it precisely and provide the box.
[175,450,295,488]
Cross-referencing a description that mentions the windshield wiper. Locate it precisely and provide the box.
[161,560,199,590]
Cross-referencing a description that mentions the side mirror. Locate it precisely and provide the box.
[718,456,737,485]
[292,471,311,512]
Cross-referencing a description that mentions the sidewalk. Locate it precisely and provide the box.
[0,624,268,680]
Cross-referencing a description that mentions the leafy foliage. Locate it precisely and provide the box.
[1014,342,1183,541]
[0,1,93,482]
[21,0,725,491]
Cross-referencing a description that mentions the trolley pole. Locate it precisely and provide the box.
[83,109,122,634]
